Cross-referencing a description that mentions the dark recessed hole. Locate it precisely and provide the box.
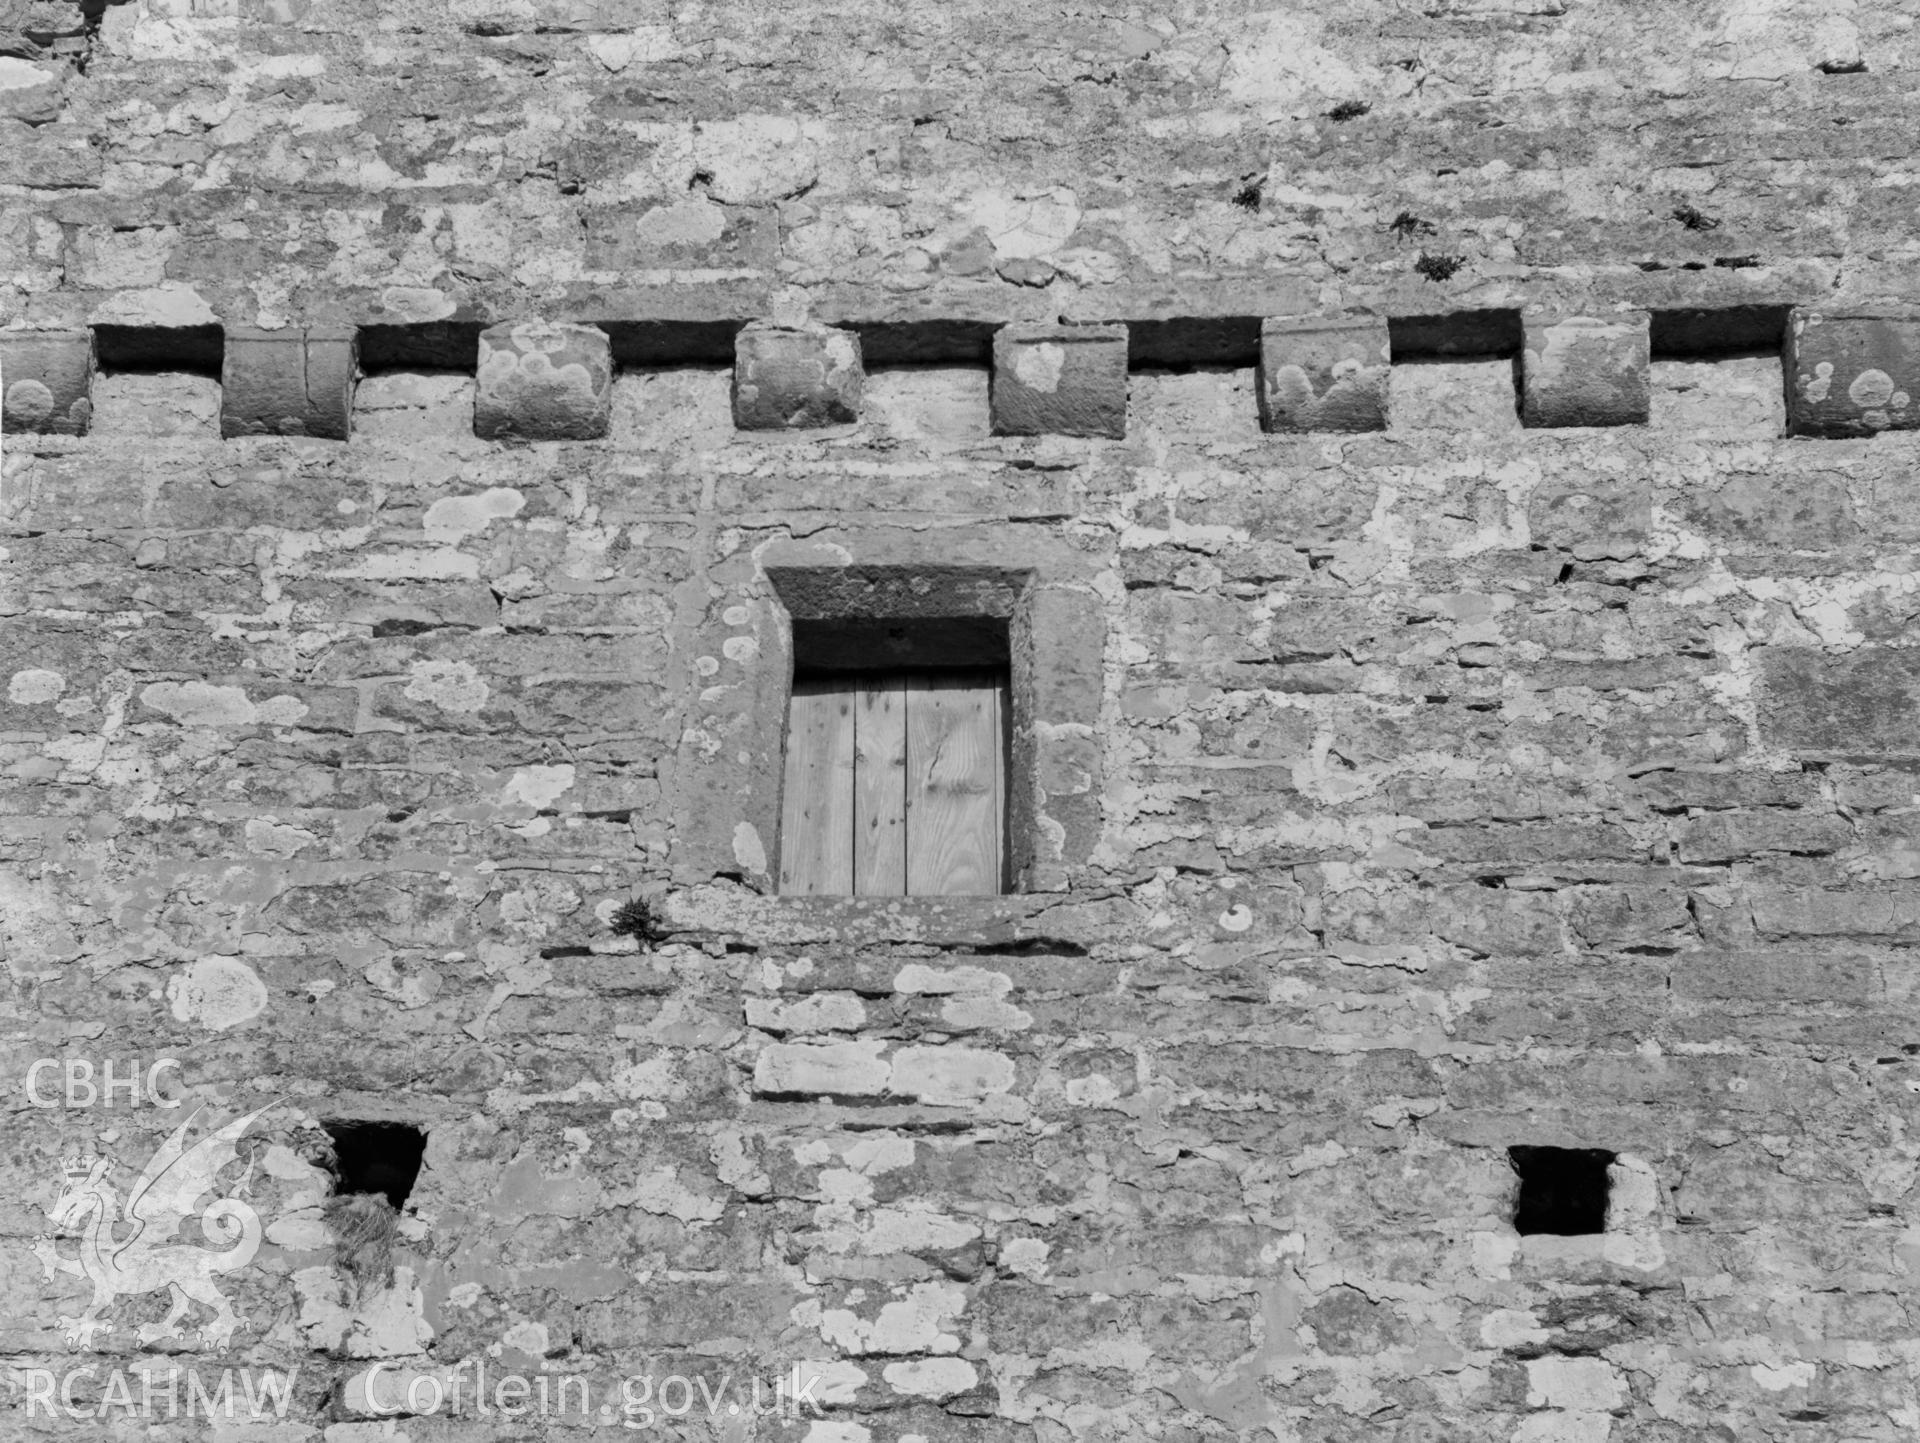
[601,319,742,366]
[1389,309,1523,359]
[1649,305,1790,360]
[1127,319,1262,369]
[324,1121,426,1210]
[372,617,442,638]
[93,324,224,375]
[1510,1144,1614,1235]
[357,321,482,372]
[843,320,999,365]
[791,614,1010,672]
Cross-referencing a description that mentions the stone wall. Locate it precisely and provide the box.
[4,2,1919,1441]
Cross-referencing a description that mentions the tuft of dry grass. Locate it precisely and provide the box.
[324,1192,398,1302]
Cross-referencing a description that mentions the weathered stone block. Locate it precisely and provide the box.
[0,330,93,434]
[753,1040,890,1097]
[0,120,100,188]
[1674,950,1878,1002]
[732,322,864,429]
[1785,309,1920,437]
[1520,313,1650,428]
[888,1046,1016,1107]
[1760,647,1920,759]
[1528,474,1651,560]
[0,59,64,124]
[220,328,357,440]
[1256,316,1389,432]
[990,324,1127,439]
[474,320,612,441]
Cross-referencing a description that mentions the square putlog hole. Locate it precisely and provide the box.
[324,1121,427,1210]
[1509,1145,1615,1235]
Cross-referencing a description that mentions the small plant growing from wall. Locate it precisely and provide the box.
[611,896,667,948]
[1414,252,1464,282]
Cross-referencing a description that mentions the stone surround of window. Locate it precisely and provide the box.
[671,528,1105,901]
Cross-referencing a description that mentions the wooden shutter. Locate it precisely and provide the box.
[853,680,908,894]
[778,678,855,894]
[780,669,1005,896]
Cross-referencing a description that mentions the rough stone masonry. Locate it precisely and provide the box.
[3,1,1919,1441]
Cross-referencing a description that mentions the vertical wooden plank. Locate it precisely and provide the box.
[853,677,908,895]
[778,679,855,894]
[905,671,1005,896]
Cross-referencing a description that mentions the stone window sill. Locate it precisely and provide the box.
[660,883,1129,951]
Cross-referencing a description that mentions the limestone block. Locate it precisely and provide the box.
[733,321,864,429]
[474,321,612,441]
[888,1046,1016,1106]
[0,57,64,124]
[753,1041,890,1097]
[1760,647,1920,759]
[0,330,93,434]
[990,324,1127,439]
[0,120,99,187]
[1256,316,1390,433]
[1785,309,1920,437]
[1520,313,1650,428]
[1528,474,1651,560]
[220,328,357,440]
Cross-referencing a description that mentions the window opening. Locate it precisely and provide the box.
[1510,1144,1614,1235]
[780,660,1010,897]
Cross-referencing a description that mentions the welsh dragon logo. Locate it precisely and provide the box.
[35,1101,280,1350]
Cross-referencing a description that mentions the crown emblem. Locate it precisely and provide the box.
[62,1154,97,1180]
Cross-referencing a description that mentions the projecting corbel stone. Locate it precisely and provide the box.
[220,328,358,439]
[1520,312,1650,428]
[733,321,864,429]
[1785,309,1920,437]
[0,330,94,435]
[1257,315,1390,433]
[990,324,1128,439]
[474,320,612,441]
